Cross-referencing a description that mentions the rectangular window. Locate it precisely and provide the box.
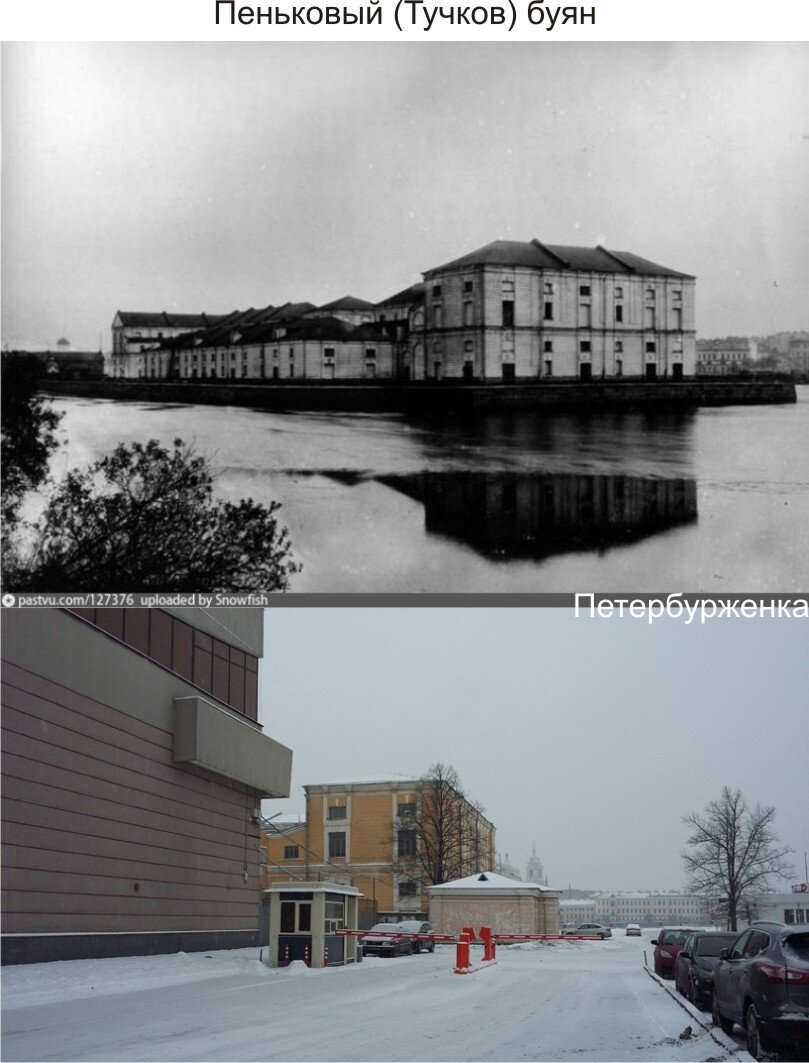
[543,340,553,353]
[615,359,623,377]
[324,347,335,361]
[328,832,346,858]
[646,340,656,353]
[280,901,296,933]
[544,281,554,294]
[463,280,473,293]
[615,341,623,353]
[646,287,656,299]
[579,285,591,297]
[673,290,682,301]
[672,308,683,330]
[580,340,591,353]
[432,284,441,297]
[615,286,623,298]
[365,348,376,360]
[399,881,417,898]
[615,304,623,323]
[328,806,347,820]
[398,830,417,858]
[398,802,416,819]
[544,360,553,376]
[543,302,554,321]
[463,301,473,326]
[502,300,514,327]
[284,845,299,860]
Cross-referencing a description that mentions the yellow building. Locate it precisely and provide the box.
[261,774,496,922]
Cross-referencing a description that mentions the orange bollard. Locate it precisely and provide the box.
[454,932,472,973]
[480,926,495,962]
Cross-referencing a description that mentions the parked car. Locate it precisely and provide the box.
[562,923,612,939]
[674,931,739,1009]
[711,921,809,1060]
[360,923,413,957]
[396,920,435,954]
[651,927,701,977]
[625,924,642,936]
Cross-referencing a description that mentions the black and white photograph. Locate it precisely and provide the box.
[2,41,808,593]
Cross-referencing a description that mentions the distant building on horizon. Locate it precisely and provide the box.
[696,336,756,375]
[109,238,696,385]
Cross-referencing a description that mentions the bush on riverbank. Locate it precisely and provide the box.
[3,437,300,592]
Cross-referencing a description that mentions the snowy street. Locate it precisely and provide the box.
[1,934,752,1062]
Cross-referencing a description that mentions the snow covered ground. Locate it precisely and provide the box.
[1,932,753,1062]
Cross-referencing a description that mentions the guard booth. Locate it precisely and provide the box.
[266,881,363,968]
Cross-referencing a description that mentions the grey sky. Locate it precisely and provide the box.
[259,609,809,894]
[3,41,808,351]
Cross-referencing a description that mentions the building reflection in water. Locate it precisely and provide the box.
[376,472,698,561]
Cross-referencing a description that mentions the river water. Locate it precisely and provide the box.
[46,389,809,593]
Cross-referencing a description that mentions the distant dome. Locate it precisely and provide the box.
[56,337,71,348]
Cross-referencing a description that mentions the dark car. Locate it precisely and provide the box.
[712,921,809,1060]
[360,923,413,957]
[396,920,435,954]
[674,931,739,1008]
[651,926,700,978]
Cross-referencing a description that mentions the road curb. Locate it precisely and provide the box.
[643,965,753,1060]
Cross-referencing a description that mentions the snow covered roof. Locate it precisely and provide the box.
[427,871,558,894]
[304,774,421,788]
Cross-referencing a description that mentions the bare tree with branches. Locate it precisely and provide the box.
[393,763,492,890]
[682,786,793,931]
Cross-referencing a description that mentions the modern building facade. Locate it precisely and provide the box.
[1,607,292,964]
[261,775,496,922]
[110,239,695,384]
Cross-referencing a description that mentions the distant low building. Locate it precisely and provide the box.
[696,336,756,376]
[110,238,696,385]
[786,336,809,375]
[3,346,103,380]
[559,890,711,927]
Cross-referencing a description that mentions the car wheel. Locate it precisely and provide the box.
[411,942,420,954]
[712,991,734,1036]
[428,943,435,953]
[745,1005,772,1061]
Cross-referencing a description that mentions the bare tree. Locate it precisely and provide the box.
[682,786,793,931]
[394,763,491,889]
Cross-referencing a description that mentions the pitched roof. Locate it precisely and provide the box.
[114,311,227,328]
[316,295,376,312]
[376,282,426,308]
[427,871,557,893]
[425,239,693,279]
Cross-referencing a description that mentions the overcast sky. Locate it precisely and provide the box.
[259,609,809,895]
[3,41,808,352]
